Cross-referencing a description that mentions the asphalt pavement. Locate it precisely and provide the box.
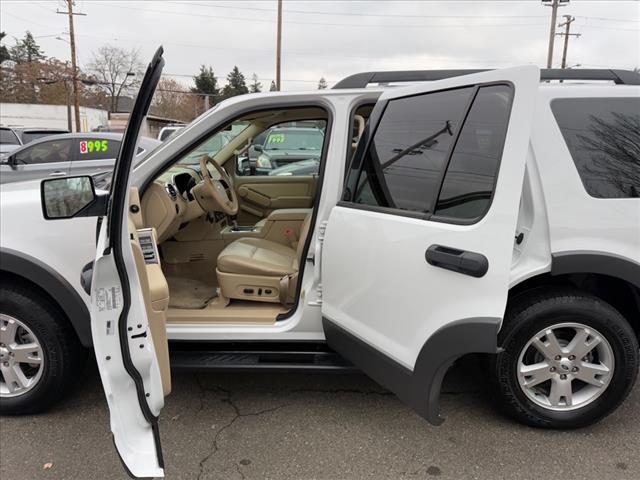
[1,358,638,480]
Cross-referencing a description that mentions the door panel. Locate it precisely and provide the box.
[321,66,539,423]
[233,175,317,224]
[90,47,166,478]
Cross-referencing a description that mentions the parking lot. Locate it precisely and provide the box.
[1,359,638,480]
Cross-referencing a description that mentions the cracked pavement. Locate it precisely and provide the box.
[0,358,638,480]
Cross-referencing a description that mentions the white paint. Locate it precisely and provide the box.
[0,103,108,132]
[321,66,539,369]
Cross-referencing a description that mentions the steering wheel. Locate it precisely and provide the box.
[196,155,239,216]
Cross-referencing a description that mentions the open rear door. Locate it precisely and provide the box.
[321,66,539,424]
[90,47,167,477]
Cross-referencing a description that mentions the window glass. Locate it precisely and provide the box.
[75,138,122,161]
[435,84,513,220]
[14,139,73,165]
[352,87,473,214]
[551,97,640,198]
[0,129,20,145]
[241,123,326,177]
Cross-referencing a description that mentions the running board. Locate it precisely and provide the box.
[169,341,358,373]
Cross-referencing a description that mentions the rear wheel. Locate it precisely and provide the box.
[492,290,639,428]
[0,285,86,414]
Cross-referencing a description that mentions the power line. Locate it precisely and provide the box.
[101,3,549,28]
[168,1,551,19]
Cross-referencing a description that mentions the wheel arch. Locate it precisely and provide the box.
[0,248,92,347]
[508,252,640,340]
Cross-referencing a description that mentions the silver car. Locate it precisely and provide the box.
[0,132,160,184]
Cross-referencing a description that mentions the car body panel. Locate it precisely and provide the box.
[0,133,160,185]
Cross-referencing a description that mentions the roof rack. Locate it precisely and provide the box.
[332,68,640,89]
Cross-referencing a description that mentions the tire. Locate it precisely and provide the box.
[491,289,639,429]
[0,284,86,415]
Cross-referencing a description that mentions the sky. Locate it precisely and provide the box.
[1,0,639,91]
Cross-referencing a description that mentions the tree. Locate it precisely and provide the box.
[153,78,201,122]
[88,45,144,112]
[0,32,10,63]
[269,80,277,91]
[249,73,262,93]
[221,66,248,99]
[191,65,219,101]
[10,31,45,64]
[317,77,328,89]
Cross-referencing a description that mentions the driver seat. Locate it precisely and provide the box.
[216,214,311,304]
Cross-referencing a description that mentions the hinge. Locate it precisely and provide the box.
[315,283,323,305]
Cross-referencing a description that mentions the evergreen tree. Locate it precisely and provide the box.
[191,65,219,98]
[221,66,248,99]
[317,77,328,89]
[10,31,45,64]
[269,80,277,91]
[0,32,10,63]
[249,73,262,93]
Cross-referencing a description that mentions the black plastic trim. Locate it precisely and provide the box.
[551,251,640,290]
[333,68,640,89]
[108,46,165,471]
[425,244,489,278]
[322,316,500,425]
[0,247,92,347]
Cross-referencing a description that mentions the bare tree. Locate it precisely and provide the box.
[88,45,144,112]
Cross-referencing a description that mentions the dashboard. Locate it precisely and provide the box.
[141,165,206,243]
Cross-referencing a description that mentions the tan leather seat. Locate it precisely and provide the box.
[216,214,311,303]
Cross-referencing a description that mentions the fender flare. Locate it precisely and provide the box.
[551,251,640,290]
[322,317,500,425]
[0,248,91,347]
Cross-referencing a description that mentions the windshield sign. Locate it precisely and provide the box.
[266,130,323,150]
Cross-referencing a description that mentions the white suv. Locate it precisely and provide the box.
[1,48,639,477]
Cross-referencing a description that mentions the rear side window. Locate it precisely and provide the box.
[551,97,640,198]
[435,85,513,219]
[14,139,73,164]
[76,138,122,161]
[352,87,474,214]
[349,84,513,221]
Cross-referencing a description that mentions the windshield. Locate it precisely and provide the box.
[265,130,324,151]
[0,129,20,145]
[180,122,249,165]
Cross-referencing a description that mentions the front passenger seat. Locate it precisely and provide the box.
[216,214,311,304]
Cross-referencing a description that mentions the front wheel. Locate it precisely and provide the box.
[491,290,639,428]
[0,285,86,414]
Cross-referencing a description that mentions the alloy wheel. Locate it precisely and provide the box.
[0,313,45,398]
[517,322,614,411]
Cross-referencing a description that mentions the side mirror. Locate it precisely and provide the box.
[41,175,107,220]
[253,144,263,153]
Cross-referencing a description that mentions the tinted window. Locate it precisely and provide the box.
[0,129,20,145]
[14,139,73,165]
[435,84,513,220]
[76,138,121,161]
[21,131,67,143]
[551,97,640,198]
[352,87,473,214]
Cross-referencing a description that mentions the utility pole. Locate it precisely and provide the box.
[542,0,569,68]
[57,1,85,132]
[276,0,282,91]
[557,15,581,69]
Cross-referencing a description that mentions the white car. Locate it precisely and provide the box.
[2,48,639,478]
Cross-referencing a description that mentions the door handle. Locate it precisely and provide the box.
[425,244,488,278]
[49,171,67,177]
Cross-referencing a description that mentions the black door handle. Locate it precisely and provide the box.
[425,245,488,278]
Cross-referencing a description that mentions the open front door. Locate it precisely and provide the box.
[91,47,167,477]
[321,66,539,425]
